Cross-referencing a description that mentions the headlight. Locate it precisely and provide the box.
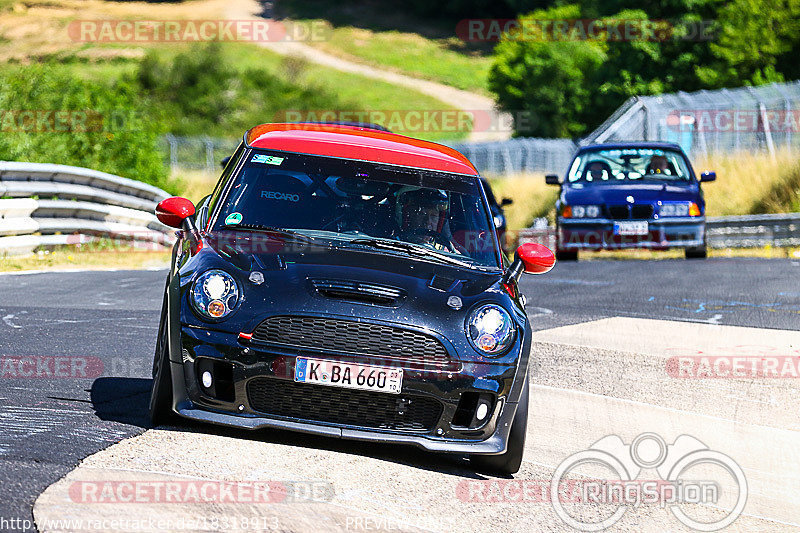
[570,205,601,218]
[466,304,516,356]
[659,202,690,217]
[191,270,240,320]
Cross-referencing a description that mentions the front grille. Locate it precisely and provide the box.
[251,316,450,365]
[631,205,654,219]
[608,205,630,219]
[246,377,442,432]
[607,205,654,220]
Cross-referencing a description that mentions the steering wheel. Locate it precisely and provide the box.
[321,208,365,233]
[410,229,455,253]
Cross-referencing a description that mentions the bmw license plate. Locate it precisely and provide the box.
[294,357,403,394]
[613,221,649,236]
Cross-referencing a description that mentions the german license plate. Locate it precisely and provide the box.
[613,221,649,236]
[294,357,403,394]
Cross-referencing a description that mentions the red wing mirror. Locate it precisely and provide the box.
[516,242,556,274]
[156,197,196,228]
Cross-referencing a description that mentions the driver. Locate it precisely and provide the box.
[647,155,671,175]
[584,160,612,181]
[394,187,465,253]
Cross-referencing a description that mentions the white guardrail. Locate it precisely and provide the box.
[0,162,174,256]
[518,213,800,250]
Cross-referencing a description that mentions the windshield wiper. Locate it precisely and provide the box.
[232,224,314,243]
[349,238,473,268]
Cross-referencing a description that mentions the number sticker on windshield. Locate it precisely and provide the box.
[251,154,285,165]
[225,212,243,225]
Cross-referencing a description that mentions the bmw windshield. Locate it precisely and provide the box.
[567,148,693,184]
[212,150,500,267]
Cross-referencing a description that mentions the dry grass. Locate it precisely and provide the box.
[695,149,800,216]
[0,0,232,61]
[0,247,170,272]
[485,173,559,230]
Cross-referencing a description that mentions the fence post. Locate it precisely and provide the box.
[758,102,776,161]
[166,134,178,172]
[205,137,215,174]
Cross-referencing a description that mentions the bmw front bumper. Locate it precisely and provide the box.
[557,216,705,250]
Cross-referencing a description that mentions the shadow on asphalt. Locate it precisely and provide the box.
[89,377,492,479]
[90,377,152,428]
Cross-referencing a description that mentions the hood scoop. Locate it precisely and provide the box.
[310,278,406,306]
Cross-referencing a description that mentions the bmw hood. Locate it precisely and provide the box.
[563,181,699,205]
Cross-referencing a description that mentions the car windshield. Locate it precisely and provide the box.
[212,150,499,267]
[567,148,692,184]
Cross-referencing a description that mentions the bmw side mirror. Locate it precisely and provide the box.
[502,242,556,284]
[156,196,197,231]
[501,198,513,206]
[220,155,231,169]
[700,171,716,182]
[545,174,560,185]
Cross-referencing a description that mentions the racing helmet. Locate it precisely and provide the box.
[395,187,450,233]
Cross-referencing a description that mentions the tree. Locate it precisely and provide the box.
[488,5,607,137]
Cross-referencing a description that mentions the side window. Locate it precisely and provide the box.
[206,143,245,228]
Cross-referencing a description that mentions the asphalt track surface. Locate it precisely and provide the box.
[1,257,799,531]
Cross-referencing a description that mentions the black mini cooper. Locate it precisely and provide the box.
[150,123,555,474]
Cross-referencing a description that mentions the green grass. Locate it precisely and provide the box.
[46,43,469,142]
[273,0,494,94]
[312,26,492,94]
[130,42,469,142]
[223,43,468,141]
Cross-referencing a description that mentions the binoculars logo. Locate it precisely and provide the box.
[550,433,747,531]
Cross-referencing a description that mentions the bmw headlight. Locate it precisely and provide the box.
[571,205,601,218]
[191,270,240,320]
[659,202,690,217]
[466,304,516,356]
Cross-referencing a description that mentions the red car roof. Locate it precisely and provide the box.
[245,123,478,176]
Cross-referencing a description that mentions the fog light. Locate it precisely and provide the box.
[476,401,490,421]
[201,371,213,388]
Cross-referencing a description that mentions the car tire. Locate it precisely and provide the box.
[149,310,178,426]
[470,377,529,476]
[556,250,578,261]
[685,245,707,259]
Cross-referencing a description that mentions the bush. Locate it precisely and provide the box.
[0,64,175,193]
[134,43,350,137]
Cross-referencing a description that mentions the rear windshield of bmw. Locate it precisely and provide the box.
[211,150,500,267]
[567,148,693,184]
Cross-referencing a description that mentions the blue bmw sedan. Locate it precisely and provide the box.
[545,142,716,260]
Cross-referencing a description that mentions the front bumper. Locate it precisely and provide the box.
[557,217,705,250]
[168,324,530,455]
